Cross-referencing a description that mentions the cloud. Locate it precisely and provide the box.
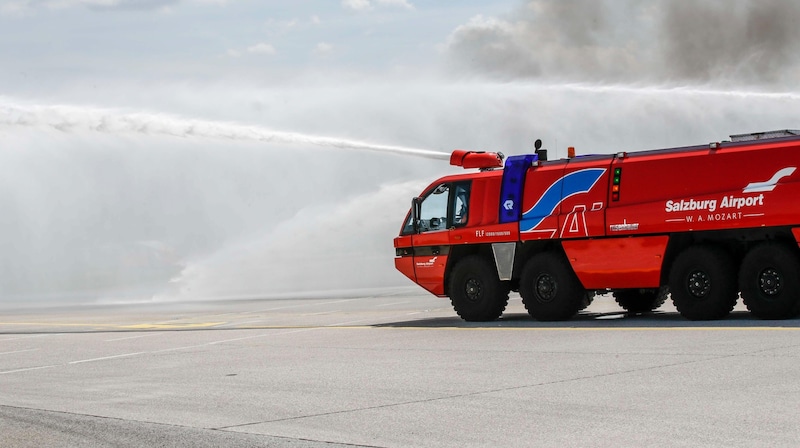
[376,0,413,9]
[246,42,276,55]
[342,0,371,11]
[1,0,224,14]
[314,42,334,55]
[443,0,800,87]
[341,0,414,12]
[54,0,180,11]
[227,42,277,58]
[265,17,297,30]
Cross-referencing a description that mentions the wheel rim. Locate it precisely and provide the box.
[534,273,557,303]
[686,270,711,299]
[464,278,483,303]
[758,268,782,297]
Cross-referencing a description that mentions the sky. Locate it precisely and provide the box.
[2,0,800,305]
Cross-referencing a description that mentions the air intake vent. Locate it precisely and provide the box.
[730,129,800,142]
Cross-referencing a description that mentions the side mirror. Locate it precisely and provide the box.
[430,217,441,228]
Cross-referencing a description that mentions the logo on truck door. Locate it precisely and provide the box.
[520,168,606,233]
[415,256,438,268]
[664,166,795,224]
[743,167,796,193]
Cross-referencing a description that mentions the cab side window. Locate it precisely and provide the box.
[401,181,471,235]
[418,184,449,232]
[452,183,470,226]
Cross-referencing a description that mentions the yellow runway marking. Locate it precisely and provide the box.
[120,322,225,329]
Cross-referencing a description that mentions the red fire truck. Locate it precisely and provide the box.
[394,130,800,321]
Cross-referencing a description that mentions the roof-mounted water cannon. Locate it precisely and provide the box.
[449,149,505,170]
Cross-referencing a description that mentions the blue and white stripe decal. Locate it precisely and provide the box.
[520,168,606,232]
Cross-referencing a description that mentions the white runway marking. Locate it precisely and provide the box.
[0,348,39,356]
[105,333,164,342]
[0,334,55,342]
[0,365,58,375]
[69,352,146,365]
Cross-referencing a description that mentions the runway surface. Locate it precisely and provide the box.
[2,292,800,447]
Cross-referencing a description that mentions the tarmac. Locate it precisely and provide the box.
[2,292,800,447]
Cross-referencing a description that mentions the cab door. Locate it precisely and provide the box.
[410,183,452,296]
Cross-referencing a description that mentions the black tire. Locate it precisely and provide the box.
[668,245,738,320]
[580,291,596,311]
[448,256,509,321]
[613,287,668,313]
[739,243,800,320]
[519,252,587,321]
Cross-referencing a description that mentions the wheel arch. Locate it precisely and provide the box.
[512,240,564,287]
[444,244,495,297]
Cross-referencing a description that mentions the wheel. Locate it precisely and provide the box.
[448,256,509,321]
[519,252,588,321]
[668,245,738,320]
[613,287,668,313]
[739,243,800,320]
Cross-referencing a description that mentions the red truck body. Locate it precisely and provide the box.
[394,130,800,321]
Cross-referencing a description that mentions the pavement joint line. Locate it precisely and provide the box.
[0,404,384,448]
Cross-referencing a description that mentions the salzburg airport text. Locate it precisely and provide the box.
[665,194,764,213]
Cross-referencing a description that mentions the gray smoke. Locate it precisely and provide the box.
[444,0,800,86]
[659,0,800,84]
